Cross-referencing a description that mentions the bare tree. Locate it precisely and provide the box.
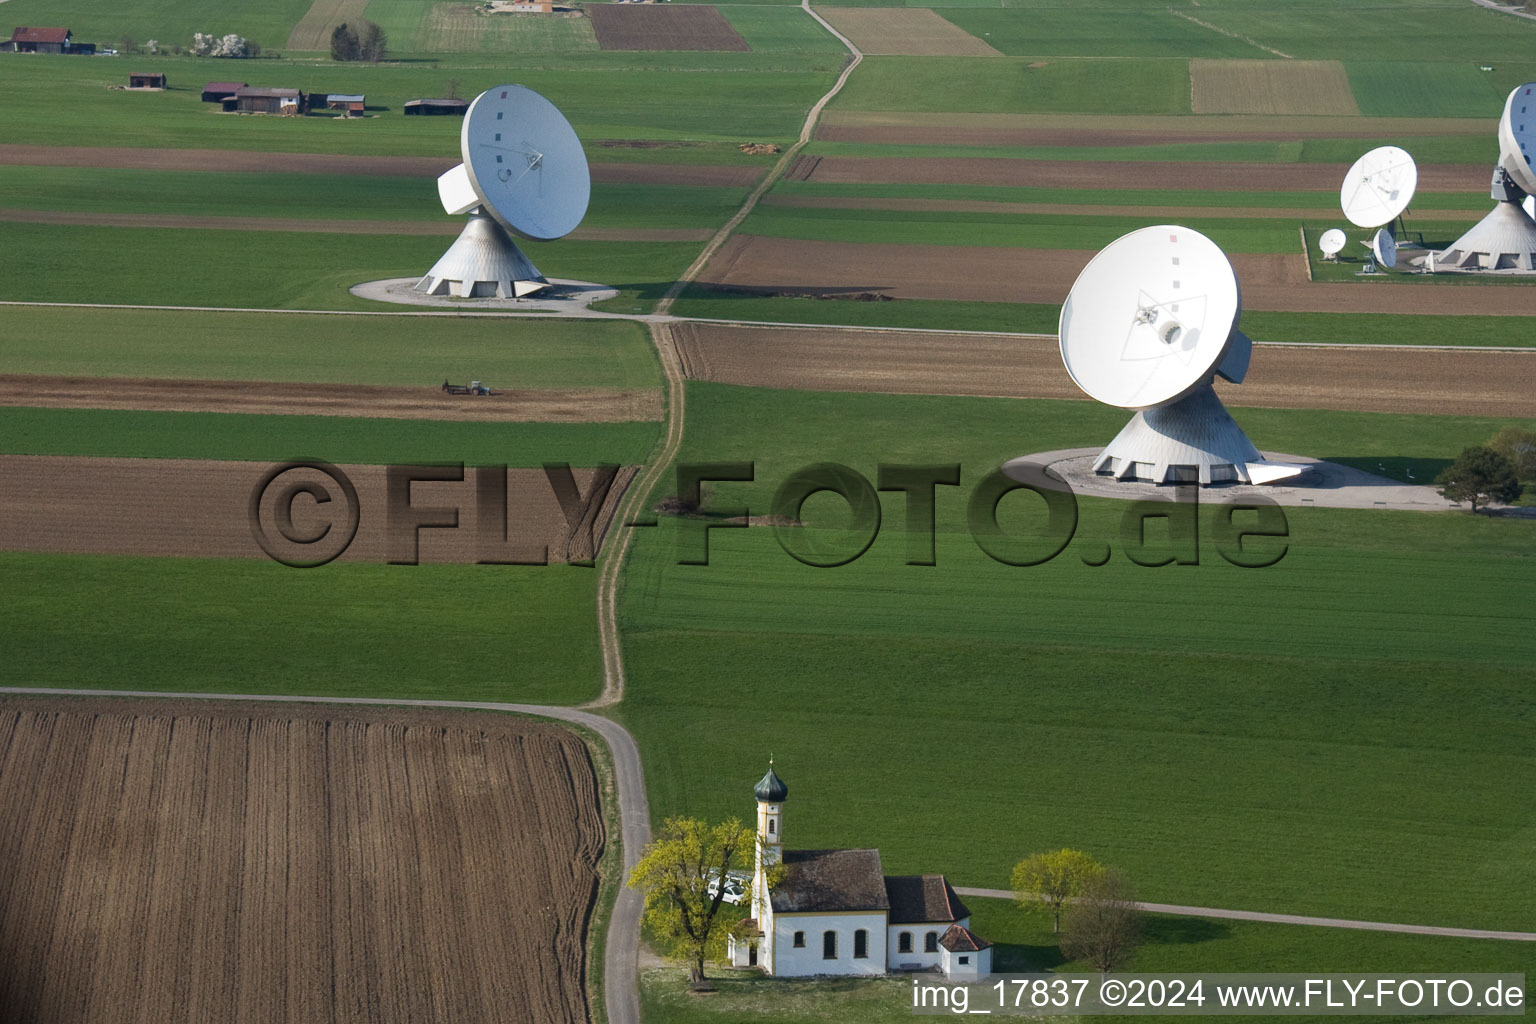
[1060,869,1142,973]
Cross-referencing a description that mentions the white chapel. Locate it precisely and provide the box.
[727,763,992,979]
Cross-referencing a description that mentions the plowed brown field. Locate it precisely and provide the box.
[0,374,663,423]
[587,3,749,51]
[0,697,605,1024]
[696,235,1536,315]
[0,455,637,564]
[672,323,1536,417]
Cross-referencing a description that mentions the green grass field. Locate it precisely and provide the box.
[0,222,701,311]
[642,898,1533,1023]
[935,8,1263,59]
[0,552,604,703]
[718,6,847,54]
[830,57,1191,115]
[0,0,312,51]
[806,135,1493,165]
[735,206,1305,253]
[614,383,1536,930]
[0,307,663,387]
[1189,5,1536,63]
[0,406,661,465]
[0,165,750,229]
[0,52,840,153]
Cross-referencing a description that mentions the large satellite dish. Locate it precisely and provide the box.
[1318,228,1347,258]
[1059,225,1301,486]
[417,84,590,299]
[1340,146,1417,228]
[1497,83,1536,196]
[1431,84,1536,273]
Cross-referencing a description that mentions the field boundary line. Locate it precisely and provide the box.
[1169,9,1292,59]
[588,323,686,709]
[954,887,1536,942]
[1470,0,1536,21]
[651,0,864,316]
[0,685,654,1024]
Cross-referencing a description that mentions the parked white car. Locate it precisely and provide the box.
[706,874,747,905]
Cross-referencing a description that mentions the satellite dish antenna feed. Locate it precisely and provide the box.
[1318,228,1347,259]
[416,84,590,299]
[1340,146,1418,228]
[1058,226,1302,486]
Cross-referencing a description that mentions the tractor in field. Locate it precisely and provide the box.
[442,378,496,396]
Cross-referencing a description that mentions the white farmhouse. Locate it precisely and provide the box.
[727,764,992,979]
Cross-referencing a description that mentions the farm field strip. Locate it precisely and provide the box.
[586,3,750,52]
[811,7,999,56]
[0,455,636,564]
[287,0,373,50]
[0,698,605,1024]
[759,193,1486,222]
[670,323,1536,418]
[817,110,1491,140]
[1189,59,1361,116]
[0,374,663,423]
[695,235,1536,316]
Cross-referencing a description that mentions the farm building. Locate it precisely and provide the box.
[322,93,366,116]
[128,72,166,90]
[201,81,246,103]
[404,98,470,116]
[726,765,992,980]
[8,27,71,53]
[223,87,304,115]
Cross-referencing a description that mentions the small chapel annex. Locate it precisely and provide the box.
[727,763,992,980]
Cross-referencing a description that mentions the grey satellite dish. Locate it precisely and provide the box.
[1340,146,1417,229]
[1370,227,1397,269]
[1318,228,1347,259]
[1059,225,1301,486]
[417,84,591,299]
[1434,84,1536,273]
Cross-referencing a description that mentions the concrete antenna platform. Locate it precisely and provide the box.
[416,211,547,299]
[1426,84,1536,275]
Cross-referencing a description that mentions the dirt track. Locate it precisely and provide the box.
[760,194,1480,221]
[672,322,1536,417]
[786,154,1487,193]
[0,144,763,187]
[587,3,748,51]
[0,697,604,1024]
[696,235,1536,315]
[0,456,637,564]
[0,375,663,423]
[815,111,1489,147]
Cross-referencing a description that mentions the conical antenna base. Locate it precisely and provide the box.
[1430,199,1536,273]
[1094,384,1300,485]
[415,210,549,298]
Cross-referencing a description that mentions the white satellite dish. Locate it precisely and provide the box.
[1340,146,1418,228]
[1370,227,1397,269]
[1497,82,1536,197]
[417,84,590,299]
[1318,228,1347,258]
[1058,225,1301,486]
[1524,194,1534,220]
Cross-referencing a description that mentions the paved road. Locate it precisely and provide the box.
[0,687,653,1024]
[953,888,1536,942]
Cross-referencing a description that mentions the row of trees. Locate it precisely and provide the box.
[1435,426,1533,513]
[330,20,387,62]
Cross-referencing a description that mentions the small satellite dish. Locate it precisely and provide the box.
[1371,227,1397,269]
[1498,83,1536,197]
[1340,146,1418,228]
[1056,225,1301,486]
[1059,225,1242,411]
[1318,228,1347,258]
